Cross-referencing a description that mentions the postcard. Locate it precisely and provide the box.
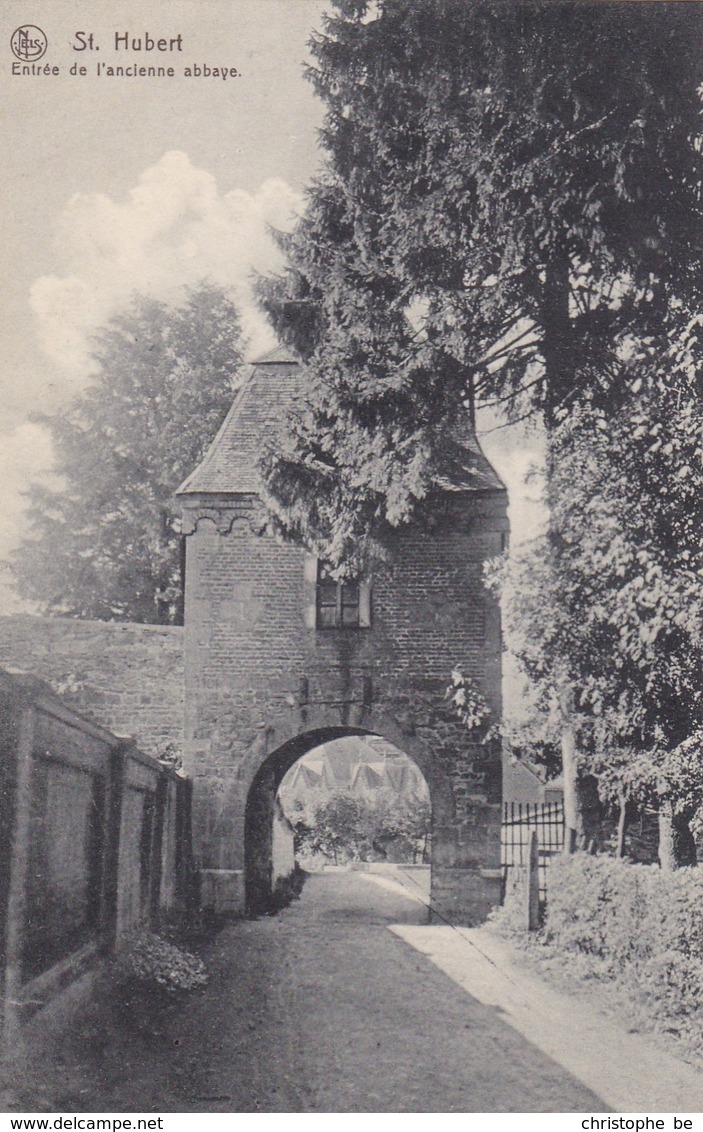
[1,0,702,1120]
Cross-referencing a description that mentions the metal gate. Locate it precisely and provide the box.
[501,801,564,903]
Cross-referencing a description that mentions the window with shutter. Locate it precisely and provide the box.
[315,561,371,629]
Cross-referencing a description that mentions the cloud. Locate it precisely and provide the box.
[6,151,546,620]
[0,154,302,598]
[30,151,304,380]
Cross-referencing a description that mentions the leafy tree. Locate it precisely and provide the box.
[12,284,246,624]
[294,789,431,864]
[300,793,365,864]
[493,312,703,862]
[257,0,702,570]
[357,789,431,863]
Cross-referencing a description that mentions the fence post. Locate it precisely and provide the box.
[2,701,35,1050]
[175,777,196,918]
[150,772,168,926]
[525,830,540,931]
[102,741,127,952]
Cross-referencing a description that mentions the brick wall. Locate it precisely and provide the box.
[185,495,503,698]
[0,616,184,761]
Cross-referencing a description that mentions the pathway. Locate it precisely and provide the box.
[12,870,701,1112]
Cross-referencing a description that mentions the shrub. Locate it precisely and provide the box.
[115,932,208,993]
[269,862,307,912]
[544,855,703,1019]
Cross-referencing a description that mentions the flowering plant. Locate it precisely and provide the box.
[117,932,208,992]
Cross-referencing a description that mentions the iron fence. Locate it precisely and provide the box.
[501,800,564,904]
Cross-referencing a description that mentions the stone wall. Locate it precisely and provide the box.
[0,616,184,761]
[271,797,296,888]
[0,668,191,1028]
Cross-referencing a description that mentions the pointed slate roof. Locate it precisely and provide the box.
[350,763,385,791]
[177,345,504,498]
[433,429,505,493]
[177,345,302,496]
[285,761,323,790]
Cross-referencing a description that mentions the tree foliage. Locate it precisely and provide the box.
[256,0,703,855]
[294,789,431,864]
[258,0,703,569]
[492,310,703,840]
[446,664,498,742]
[13,284,246,623]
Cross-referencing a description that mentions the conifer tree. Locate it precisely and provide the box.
[258,0,701,851]
[257,0,703,849]
[258,0,702,569]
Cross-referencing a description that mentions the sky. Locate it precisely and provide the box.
[0,0,544,612]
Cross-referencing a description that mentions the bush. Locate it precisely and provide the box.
[544,855,703,1018]
[270,863,307,912]
[115,932,208,993]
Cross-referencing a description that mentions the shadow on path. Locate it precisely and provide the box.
[9,871,607,1113]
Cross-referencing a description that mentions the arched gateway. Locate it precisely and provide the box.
[244,727,434,915]
[177,347,508,925]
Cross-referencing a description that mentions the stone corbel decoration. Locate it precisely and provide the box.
[181,495,264,537]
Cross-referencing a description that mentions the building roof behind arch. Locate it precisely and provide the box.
[278,733,429,801]
[177,345,504,498]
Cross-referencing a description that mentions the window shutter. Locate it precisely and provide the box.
[303,554,318,628]
[359,580,372,628]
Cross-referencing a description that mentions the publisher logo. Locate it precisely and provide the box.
[10,25,47,61]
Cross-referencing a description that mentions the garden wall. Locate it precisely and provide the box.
[0,615,184,760]
[0,667,192,1037]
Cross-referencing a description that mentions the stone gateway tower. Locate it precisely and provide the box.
[177,347,508,924]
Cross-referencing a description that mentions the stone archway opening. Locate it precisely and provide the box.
[244,728,432,918]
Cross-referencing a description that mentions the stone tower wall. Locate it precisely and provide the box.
[182,488,507,924]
